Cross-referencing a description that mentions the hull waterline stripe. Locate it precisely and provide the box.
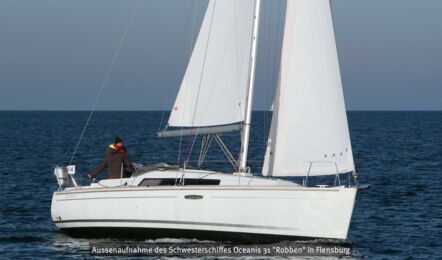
[54,219,300,231]
[210,196,325,200]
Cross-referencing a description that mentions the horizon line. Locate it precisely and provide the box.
[0,109,441,112]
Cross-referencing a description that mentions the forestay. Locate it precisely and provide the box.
[262,0,355,177]
[168,0,255,127]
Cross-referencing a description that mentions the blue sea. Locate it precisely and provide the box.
[0,111,441,259]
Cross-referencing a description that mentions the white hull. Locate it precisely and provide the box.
[50,0,359,244]
[52,170,357,241]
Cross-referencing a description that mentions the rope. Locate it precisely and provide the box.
[263,0,274,145]
[189,0,217,128]
[157,1,198,132]
[184,0,218,164]
[177,0,199,169]
[157,109,166,131]
[263,0,283,148]
[68,0,140,165]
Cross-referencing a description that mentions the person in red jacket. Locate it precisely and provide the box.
[88,136,135,180]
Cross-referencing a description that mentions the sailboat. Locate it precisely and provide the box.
[52,0,359,242]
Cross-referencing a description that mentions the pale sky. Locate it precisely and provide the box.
[0,0,441,111]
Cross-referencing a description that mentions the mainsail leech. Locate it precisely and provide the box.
[168,0,256,128]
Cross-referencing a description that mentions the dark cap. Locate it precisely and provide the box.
[114,136,123,144]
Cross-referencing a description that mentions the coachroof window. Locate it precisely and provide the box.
[138,178,220,186]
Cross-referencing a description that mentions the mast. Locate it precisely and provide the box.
[239,0,261,173]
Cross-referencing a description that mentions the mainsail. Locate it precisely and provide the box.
[262,0,355,177]
[168,0,255,127]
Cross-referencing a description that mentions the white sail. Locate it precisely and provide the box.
[168,0,255,127]
[262,0,355,177]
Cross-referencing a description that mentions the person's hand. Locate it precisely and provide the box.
[88,173,92,179]
[88,174,96,183]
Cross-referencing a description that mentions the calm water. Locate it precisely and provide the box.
[0,111,441,259]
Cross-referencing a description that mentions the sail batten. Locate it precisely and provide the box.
[262,0,355,177]
[168,0,255,128]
